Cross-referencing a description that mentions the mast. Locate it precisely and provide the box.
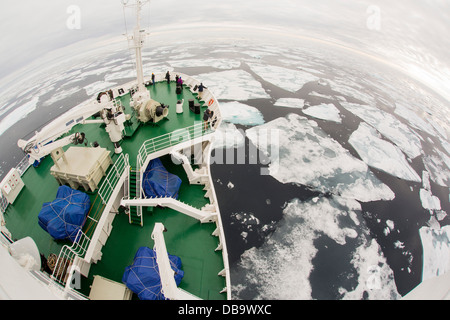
[133,0,146,94]
[123,0,151,102]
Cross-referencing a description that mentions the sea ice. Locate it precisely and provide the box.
[246,113,394,202]
[340,102,422,159]
[422,152,450,187]
[0,97,39,136]
[308,91,336,100]
[168,59,240,70]
[84,81,118,96]
[42,86,81,107]
[195,70,270,101]
[329,78,375,105]
[419,225,450,281]
[349,123,422,182]
[211,122,245,150]
[219,101,264,126]
[419,189,441,211]
[340,238,401,300]
[395,103,436,136]
[247,63,320,93]
[231,196,399,300]
[273,98,305,109]
[302,103,342,123]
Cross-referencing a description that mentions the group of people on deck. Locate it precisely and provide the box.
[162,71,212,130]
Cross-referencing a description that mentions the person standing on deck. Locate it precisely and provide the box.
[165,71,170,83]
[152,73,155,85]
[198,83,207,99]
[203,108,213,131]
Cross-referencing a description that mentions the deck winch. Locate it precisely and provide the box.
[134,99,169,123]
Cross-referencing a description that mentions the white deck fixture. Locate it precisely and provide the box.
[151,223,200,300]
[50,147,112,192]
[0,168,25,204]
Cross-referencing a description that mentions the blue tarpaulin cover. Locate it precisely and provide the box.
[142,158,182,199]
[38,185,90,242]
[122,246,184,300]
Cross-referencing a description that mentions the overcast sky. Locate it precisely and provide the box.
[1,0,449,101]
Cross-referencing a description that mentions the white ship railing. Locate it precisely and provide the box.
[98,153,129,204]
[51,230,91,287]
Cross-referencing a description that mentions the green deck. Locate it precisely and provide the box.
[3,81,226,300]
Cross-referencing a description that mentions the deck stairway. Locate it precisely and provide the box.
[127,169,153,227]
[121,197,217,224]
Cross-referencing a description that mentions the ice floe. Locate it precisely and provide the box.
[340,102,422,159]
[395,103,436,136]
[219,101,264,126]
[84,81,118,96]
[195,70,270,101]
[42,86,82,107]
[329,78,376,105]
[273,98,305,109]
[232,196,399,299]
[422,151,450,187]
[419,225,450,281]
[247,63,319,93]
[349,123,421,182]
[246,113,394,202]
[420,189,441,211]
[168,59,240,70]
[303,103,342,123]
[340,238,400,300]
[211,122,245,150]
[419,171,441,211]
[0,97,39,136]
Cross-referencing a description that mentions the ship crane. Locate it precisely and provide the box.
[18,94,129,165]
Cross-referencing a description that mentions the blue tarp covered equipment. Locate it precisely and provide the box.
[38,185,90,242]
[122,246,184,300]
[142,158,182,199]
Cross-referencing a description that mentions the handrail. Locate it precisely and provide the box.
[98,153,129,204]
[51,230,91,286]
[137,122,215,169]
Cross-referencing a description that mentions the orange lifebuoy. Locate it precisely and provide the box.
[208,99,214,106]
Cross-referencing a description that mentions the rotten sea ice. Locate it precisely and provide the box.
[246,113,394,202]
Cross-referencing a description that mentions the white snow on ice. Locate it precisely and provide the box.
[84,81,118,96]
[168,59,240,70]
[232,196,400,300]
[422,151,450,187]
[42,86,82,107]
[195,70,270,101]
[420,171,441,211]
[219,101,264,126]
[349,122,422,182]
[340,238,400,300]
[212,122,245,150]
[340,102,423,159]
[419,225,450,281]
[420,189,441,210]
[0,97,39,136]
[395,103,436,136]
[273,98,305,109]
[303,103,342,123]
[246,113,394,202]
[247,63,320,93]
